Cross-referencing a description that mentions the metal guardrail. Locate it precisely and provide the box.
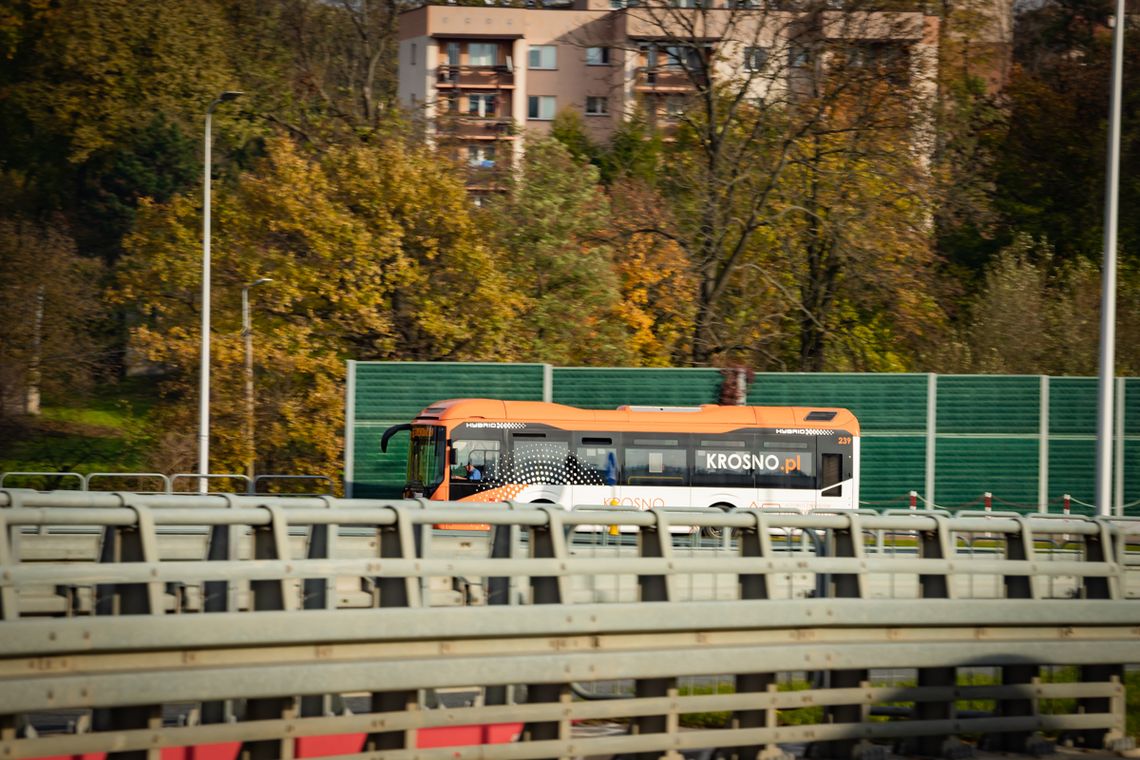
[0,490,1137,760]
[0,471,333,495]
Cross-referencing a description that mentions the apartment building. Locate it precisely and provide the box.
[398,0,940,189]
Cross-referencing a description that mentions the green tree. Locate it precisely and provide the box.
[936,233,1129,375]
[550,108,600,165]
[485,136,633,365]
[993,3,1140,264]
[0,0,239,266]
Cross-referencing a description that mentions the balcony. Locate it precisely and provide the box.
[436,116,517,140]
[436,65,515,89]
[633,67,705,92]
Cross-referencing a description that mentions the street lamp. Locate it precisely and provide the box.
[1095,0,1125,517]
[242,278,273,482]
[199,90,244,493]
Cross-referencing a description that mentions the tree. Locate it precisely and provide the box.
[114,136,513,479]
[936,233,1131,375]
[484,136,634,365]
[777,123,944,371]
[585,2,943,367]
[609,180,697,366]
[550,108,601,165]
[221,0,405,145]
[0,0,240,269]
[993,3,1140,264]
[0,217,105,417]
[929,0,1011,282]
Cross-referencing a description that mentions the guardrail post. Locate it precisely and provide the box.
[301,498,340,719]
[1077,521,1127,750]
[485,517,516,708]
[632,509,676,760]
[913,514,965,759]
[94,502,165,616]
[814,513,869,760]
[522,507,570,751]
[989,517,1044,755]
[201,494,241,726]
[733,513,786,760]
[365,505,423,752]
[241,505,298,760]
[0,510,17,621]
[92,501,165,759]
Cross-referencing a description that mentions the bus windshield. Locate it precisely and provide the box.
[407,425,445,494]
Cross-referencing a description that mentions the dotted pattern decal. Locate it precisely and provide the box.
[473,443,604,500]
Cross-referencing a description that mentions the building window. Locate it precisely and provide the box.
[586,96,608,115]
[744,46,768,72]
[789,47,811,68]
[528,95,556,120]
[410,43,417,66]
[664,95,686,118]
[528,45,557,69]
[468,94,497,117]
[662,45,703,70]
[469,43,497,66]
[586,47,610,66]
[468,144,496,168]
[447,42,461,66]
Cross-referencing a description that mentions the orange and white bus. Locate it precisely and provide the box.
[381,399,860,514]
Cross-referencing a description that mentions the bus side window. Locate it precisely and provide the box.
[452,438,502,479]
[575,436,617,486]
[821,453,842,497]
[623,438,687,486]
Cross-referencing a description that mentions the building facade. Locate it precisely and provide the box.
[398,0,940,190]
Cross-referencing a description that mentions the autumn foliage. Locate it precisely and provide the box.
[3,0,1140,485]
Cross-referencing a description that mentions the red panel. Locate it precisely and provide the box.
[29,723,523,760]
[295,733,366,758]
[29,743,239,760]
[417,723,523,748]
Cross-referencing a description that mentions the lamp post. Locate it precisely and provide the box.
[198,90,244,493]
[1095,0,1125,517]
[242,278,273,483]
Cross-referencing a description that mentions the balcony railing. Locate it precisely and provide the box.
[437,65,515,88]
[436,116,516,140]
[634,67,705,91]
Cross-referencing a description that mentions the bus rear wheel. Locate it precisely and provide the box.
[700,503,736,540]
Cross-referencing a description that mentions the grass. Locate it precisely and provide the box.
[674,671,1139,739]
[0,376,159,484]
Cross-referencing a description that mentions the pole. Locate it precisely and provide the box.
[1095,0,1125,517]
[198,91,243,494]
[243,285,253,483]
[242,277,271,487]
[198,106,214,494]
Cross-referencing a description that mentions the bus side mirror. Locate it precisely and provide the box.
[448,442,457,465]
[380,423,411,453]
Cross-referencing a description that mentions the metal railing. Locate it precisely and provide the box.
[1,490,1137,760]
[0,470,333,495]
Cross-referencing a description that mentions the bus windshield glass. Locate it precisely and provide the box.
[408,425,445,493]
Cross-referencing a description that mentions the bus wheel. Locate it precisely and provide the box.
[700,503,735,540]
